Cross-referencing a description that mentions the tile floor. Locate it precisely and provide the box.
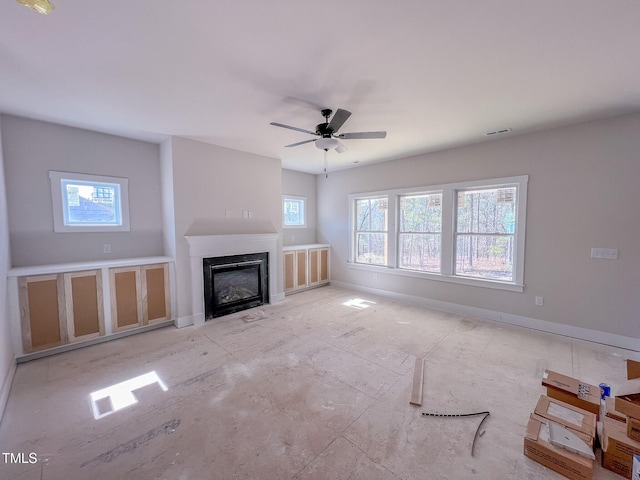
[1,285,638,480]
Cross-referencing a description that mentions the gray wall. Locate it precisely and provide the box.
[168,137,283,322]
[317,113,640,340]
[282,169,317,246]
[1,115,164,266]
[0,117,15,419]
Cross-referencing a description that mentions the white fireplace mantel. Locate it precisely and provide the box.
[185,233,281,327]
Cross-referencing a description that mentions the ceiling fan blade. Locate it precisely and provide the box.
[327,109,352,133]
[335,141,348,154]
[270,122,316,136]
[337,131,387,139]
[284,138,316,148]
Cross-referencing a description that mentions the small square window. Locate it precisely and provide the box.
[49,171,130,233]
[283,196,306,227]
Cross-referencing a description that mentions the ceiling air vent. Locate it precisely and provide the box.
[485,128,512,137]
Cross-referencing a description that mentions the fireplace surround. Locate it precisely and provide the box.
[185,233,281,326]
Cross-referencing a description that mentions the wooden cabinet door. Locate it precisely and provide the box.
[309,247,330,286]
[309,249,320,285]
[284,250,308,293]
[141,263,170,325]
[64,270,104,342]
[284,251,296,292]
[319,248,329,283]
[295,250,308,290]
[110,266,142,332]
[19,274,67,353]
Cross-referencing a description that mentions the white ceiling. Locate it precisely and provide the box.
[1,1,639,174]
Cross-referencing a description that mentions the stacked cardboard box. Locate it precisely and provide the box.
[524,395,596,480]
[542,370,601,416]
[526,362,640,479]
[602,360,640,478]
[601,414,640,478]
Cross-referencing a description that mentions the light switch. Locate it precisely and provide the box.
[590,248,618,259]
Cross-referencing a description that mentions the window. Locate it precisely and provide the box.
[49,171,130,233]
[355,196,388,265]
[399,193,442,273]
[283,196,306,227]
[455,187,516,281]
[349,176,527,291]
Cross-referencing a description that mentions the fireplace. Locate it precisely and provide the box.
[203,253,269,319]
[184,233,281,327]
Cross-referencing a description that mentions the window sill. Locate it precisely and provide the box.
[346,262,524,292]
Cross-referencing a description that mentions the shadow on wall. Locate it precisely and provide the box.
[185,219,278,236]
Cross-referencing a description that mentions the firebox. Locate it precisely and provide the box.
[203,252,269,319]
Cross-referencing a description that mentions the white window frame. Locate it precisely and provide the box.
[348,175,528,292]
[49,171,131,233]
[283,195,307,228]
[353,195,390,266]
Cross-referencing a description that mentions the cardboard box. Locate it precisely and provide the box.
[530,412,594,449]
[628,360,640,380]
[534,395,597,439]
[606,396,628,423]
[603,450,633,479]
[633,455,640,480]
[542,370,601,416]
[524,415,593,480]
[616,378,640,422]
[629,416,640,442]
[602,415,640,461]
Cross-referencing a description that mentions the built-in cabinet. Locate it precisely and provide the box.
[19,270,105,353]
[11,257,173,356]
[309,247,329,286]
[110,263,171,332]
[284,249,308,292]
[283,244,330,294]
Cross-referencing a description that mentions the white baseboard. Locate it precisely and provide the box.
[271,292,285,303]
[331,280,640,352]
[174,315,195,328]
[0,360,17,423]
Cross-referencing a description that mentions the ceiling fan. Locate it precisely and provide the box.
[16,0,54,14]
[270,108,386,153]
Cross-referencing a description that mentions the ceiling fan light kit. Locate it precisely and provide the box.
[270,108,387,173]
[315,137,339,151]
[17,0,54,14]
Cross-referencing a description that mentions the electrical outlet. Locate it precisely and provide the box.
[103,244,111,254]
[535,296,544,306]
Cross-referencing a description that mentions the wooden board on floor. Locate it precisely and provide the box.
[410,357,424,406]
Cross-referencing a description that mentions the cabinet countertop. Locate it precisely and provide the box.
[8,256,174,277]
[283,244,329,251]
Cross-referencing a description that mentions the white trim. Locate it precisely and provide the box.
[174,314,196,329]
[331,280,640,352]
[346,262,524,292]
[7,256,174,277]
[348,175,528,292]
[16,320,174,362]
[185,233,281,326]
[282,195,307,228]
[49,170,130,233]
[0,360,17,423]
